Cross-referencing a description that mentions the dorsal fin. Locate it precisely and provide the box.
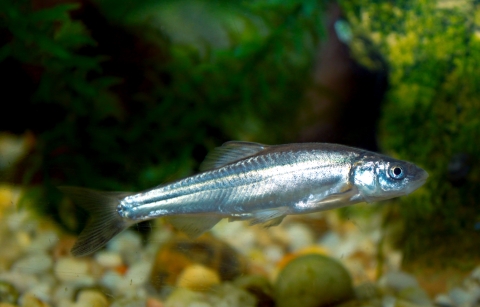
[199,141,269,171]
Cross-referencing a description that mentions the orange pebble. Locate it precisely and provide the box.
[115,264,129,275]
[146,297,164,307]
[277,245,330,270]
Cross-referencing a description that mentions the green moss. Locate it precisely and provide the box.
[341,0,480,260]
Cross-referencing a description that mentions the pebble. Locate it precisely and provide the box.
[378,271,431,305]
[146,297,164,307]
[25,231,59,254]
[113,262,150,299]
[95,251,123,268]
[20,293,50,307]
[274,254,354,307]
[209,283,257,307]
[54,258,91,283]
[107,231,143,264]
[210,220,256,252]
[284,223,315,252]
[0,303,18,307]
[24,283,52,305]
[176,264,221,291]
[164,288,205,307]
[12,253,53,275]
[448,287,472,307]
[165,283,256,307]
[52,283,76,305]
[75,290,109,307]
[434,294,455,307]
[150,234,245,290]
[0,272,39,293]
[109,297,146,307]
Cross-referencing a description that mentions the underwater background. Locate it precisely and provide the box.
[0,0,479,306]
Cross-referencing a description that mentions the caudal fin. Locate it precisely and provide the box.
[59,186,134,257]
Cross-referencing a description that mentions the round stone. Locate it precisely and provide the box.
[176,264,221,291]
[274,254,354,307]
[54,257,91,283]
[12,253,53,275]
[95,252,123,268]
[75,290,109,307]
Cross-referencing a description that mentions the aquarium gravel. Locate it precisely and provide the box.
[0,185,479,307]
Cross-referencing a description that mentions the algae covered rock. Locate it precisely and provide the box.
[274,254,354,307]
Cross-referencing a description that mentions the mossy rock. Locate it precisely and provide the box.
[274,254,354,307]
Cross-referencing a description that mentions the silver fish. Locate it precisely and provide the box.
[60,141,428,256]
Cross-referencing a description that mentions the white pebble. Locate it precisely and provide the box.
[470,266,480,284]
[100,270,124,292]
[435,294,455,307]
[52,283,76,305]
[318,231,341,251]
[12,253,53,275]
[26,231,59,253]
[125,262,152,286]
[0,271,39,292]
[264,245,284,263]
[379,271,419,291]
[449,287,472,306]
[107,231,142,264]
[54,258,91,283]
[285,223,314,251]
[95,251,123,268]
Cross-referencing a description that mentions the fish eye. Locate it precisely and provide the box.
[388,166,405,180]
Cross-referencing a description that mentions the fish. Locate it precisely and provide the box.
[60,141,428,257]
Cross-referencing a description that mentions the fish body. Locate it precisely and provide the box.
[60,141,428,256]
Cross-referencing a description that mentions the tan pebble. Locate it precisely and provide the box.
[21,293,50,307]
[95,252,122,268]
[0,304,18,307]
[146,297,164,307]
[54,257,90,282]
[16,231,31,249]
[176,264,220,291]
[0,185,15,209]
[76,290,108,307]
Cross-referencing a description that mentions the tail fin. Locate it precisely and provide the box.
[59,186,134,257]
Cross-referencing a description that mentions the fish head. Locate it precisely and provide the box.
[352,155,428,203]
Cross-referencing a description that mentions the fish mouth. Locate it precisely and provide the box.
[406,168,429,194]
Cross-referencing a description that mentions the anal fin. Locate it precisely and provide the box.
[165,215,222,238]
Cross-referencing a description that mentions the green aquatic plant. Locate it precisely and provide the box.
[0,0,325,232]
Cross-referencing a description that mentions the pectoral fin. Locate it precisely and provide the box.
[165,215,222,238]
[247,207,289,227]
[306,185,359,209]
